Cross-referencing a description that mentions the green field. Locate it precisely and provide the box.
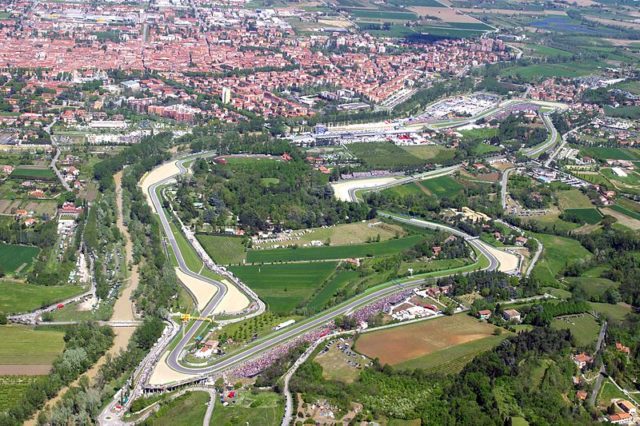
[613,80,640,95]
[229,262,338,314]
[531,234,592,285]
[0,281,84,314]
[598,378,628,406]
[349,9,417,20]
[562,208,602,224]
[589,302,631,322]
[0,244,39,275]
[610,204,640,221]
[196,234,246,265]
[211,391,284,426]
[579,147,640,161]
[382,182,426,198]
[524,44,573,58]
[0,376,41,412]
[526,212,580,233]
[550,314,600,347]
[419,175,463,196]
[169,222,203,271]
[145,391,210,426]
[401,145,456,162]
[473,143,502,155]
[246,235,423,263]
[307,270,359,311]
[556,189,593,209]
[10,167,56,180]
[388,0,444,6]
[460,127,499,141]
[500,61,604,82]
[345,142,426,169]
[0,326,65,365]
[566,277,618,299]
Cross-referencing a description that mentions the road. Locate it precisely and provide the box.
[544,124,586,167]
[44,119,72,192]
[589,321,609,407]
[201,388,216,426]
[523,113,559,158]
[500,167,513,210]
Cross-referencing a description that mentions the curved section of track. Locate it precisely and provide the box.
[146,153,501,377]
[145,153,264,375]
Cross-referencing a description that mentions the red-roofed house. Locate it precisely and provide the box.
[607,413,632,425]
[478,309,492,320]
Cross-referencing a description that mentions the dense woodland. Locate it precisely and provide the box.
[489,112,548,151]
[179,155,370,232]
[291,328,593,425]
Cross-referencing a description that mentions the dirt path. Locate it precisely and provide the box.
[112,171,140,323]
[26,172,139,425]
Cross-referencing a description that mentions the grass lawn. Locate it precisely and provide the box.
[355,315,504,370]
[550,314,600,347]
[419,175,463,197]
[460,127,499,140]
[169,221,203,272]
[382,182,426,198]
[0,281,84,314]
[246,235,423,263]
[0,326,65,365]
[598,379,627,407]
[531,233,591,285]
[0,244,39,274]
[146,391,210,426]
[589,302,631,322]
[345,142,426,169]
[196,234,246,265]
[556,189,593,209]
[211,391,283,426]
[315,340,361,383]
[527,212,580,233]
[229,262,338,314]
[566,276,618,299]
[401,145,456,162]
[473,143,503,155]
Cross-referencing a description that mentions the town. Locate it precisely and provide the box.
[0,0,640,425]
